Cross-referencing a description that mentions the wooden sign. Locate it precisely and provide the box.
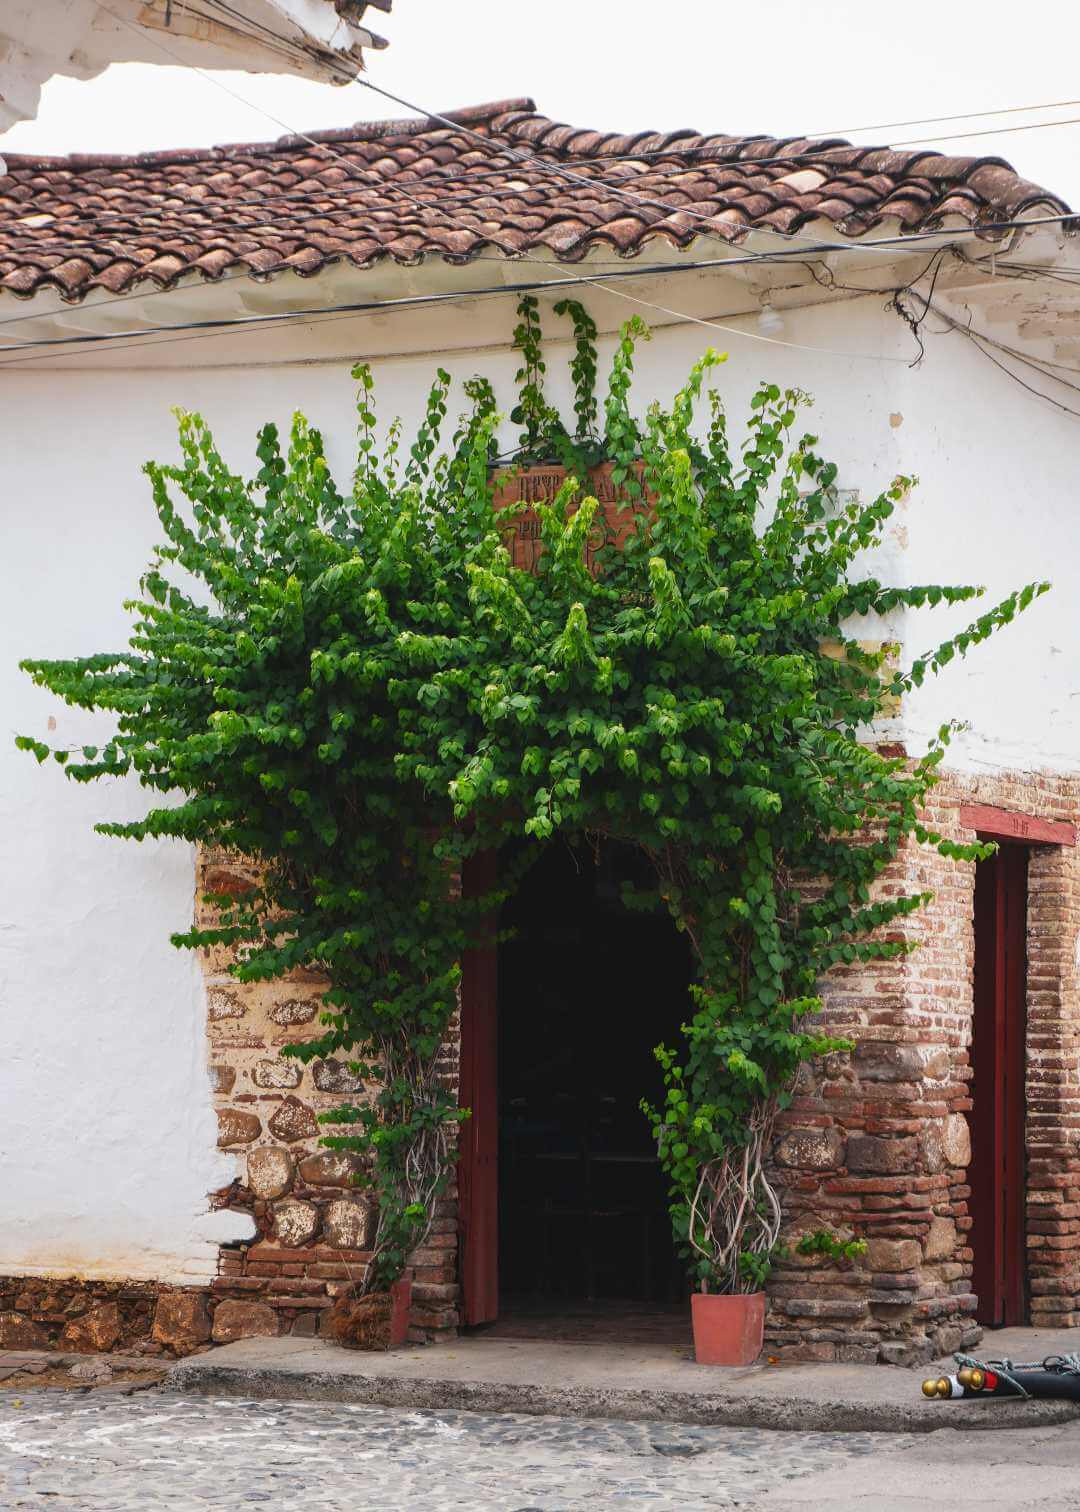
[490,461,653,573]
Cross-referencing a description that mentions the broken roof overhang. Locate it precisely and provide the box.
[0,0,390,140]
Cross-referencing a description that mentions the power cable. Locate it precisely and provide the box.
[0,256,913,363]
[3,156,1075,262]
[960,329,1080,419]
[88,3,960,267]
[2,3,1069,383]
[910,290,1080,418]
[811,98,1080,140]
[579,112,1080,165]
[10,6,1076,318]
[0,234,974,346]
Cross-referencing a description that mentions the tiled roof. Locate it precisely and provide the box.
[0,97,1071,302]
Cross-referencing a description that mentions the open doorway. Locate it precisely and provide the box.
[459,837,694,1341]
[970,844,1029,1327]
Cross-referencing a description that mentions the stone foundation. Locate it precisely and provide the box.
[766,764,1080,1364]
[0,1276,211,1357]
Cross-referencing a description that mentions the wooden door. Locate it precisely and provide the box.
[970,846,1029,1327]
[458,850,499,1325]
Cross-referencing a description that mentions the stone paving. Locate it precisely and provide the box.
[0,1388,897,1510]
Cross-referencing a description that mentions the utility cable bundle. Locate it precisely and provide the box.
[921,1352,1080,1401]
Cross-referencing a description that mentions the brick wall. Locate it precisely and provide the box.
[767,765,1080,1364]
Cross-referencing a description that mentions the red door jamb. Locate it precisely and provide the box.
[970,846,1029,1327]
[458,850,500,1326]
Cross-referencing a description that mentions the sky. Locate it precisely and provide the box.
[4,0,1080,208]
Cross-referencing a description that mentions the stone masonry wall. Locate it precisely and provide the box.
[767,764,1080,1365]
[199,849,460,1346]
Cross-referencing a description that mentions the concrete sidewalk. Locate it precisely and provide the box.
[168,1326,1080,1434]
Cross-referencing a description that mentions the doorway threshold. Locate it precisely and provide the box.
[481,1297,692,1349]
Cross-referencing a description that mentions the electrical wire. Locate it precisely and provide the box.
[8,3,1076,318]
[88,3,972,268]
[0,285,837,371]
[810,99,1080,140]
[0,232,972,346]
[568,112,1080,164]
[0,254,914,364]
[563,274,911,361]
[1,1,1070,385]
[907,289,1080,417]
[959,329,1080,419]
[4,158,1075,265]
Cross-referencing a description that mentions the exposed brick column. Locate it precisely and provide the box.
[767,768,1079,1365]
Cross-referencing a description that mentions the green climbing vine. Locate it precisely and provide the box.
[17,299,1047,1298]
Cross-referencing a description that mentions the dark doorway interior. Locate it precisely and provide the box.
[970,844,1029,1327]
[496,839,693,1319]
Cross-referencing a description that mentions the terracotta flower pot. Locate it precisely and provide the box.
[691,1291,765,1367]
[388,1275,412,1349]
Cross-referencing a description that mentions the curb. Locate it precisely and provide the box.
[166,1359,1080,1434]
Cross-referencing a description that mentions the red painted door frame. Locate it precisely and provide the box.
[458,849,499,1325]
[961,806,1074,1327]
[970,845,1029,1327]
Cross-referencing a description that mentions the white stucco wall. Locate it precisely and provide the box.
[1,391,253,1282]
[1,282,1076,1281]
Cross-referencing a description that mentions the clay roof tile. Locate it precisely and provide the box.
[0,98,1070,303]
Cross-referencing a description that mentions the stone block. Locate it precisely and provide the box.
[866,1238,921,1273]
[943,1114,971,1168]
[782,1298,868,1319]
[70,1358,112,1383]
[207,988,246,1021]
[202,866,255,899]
[61,1302,121,1353]
[773,1127,845,1170]
[217,1108,262,1147]
[268,1096,318,1143]
[273,1198,320,1248]
[921,1047,951,1080]
[878,1339,921,1366]
[152,1293,211,1352]
[846,1134,918,1175]
[253,1058,303,1090]
[854,1041,924,1083]
[268,998,318,1026]
[312,1058,364,1094]
[322,1197,375,1250]
[0,1311,47,1349]
[209,1064,235,1095]
[211,1300,279,1343]
[247,1146,295,1199]
[298,1151,363,1187]
[920,1123,947,1174]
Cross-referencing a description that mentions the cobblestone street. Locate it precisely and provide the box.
[0,1388,893,1510]
[3,1388,1080,1511]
